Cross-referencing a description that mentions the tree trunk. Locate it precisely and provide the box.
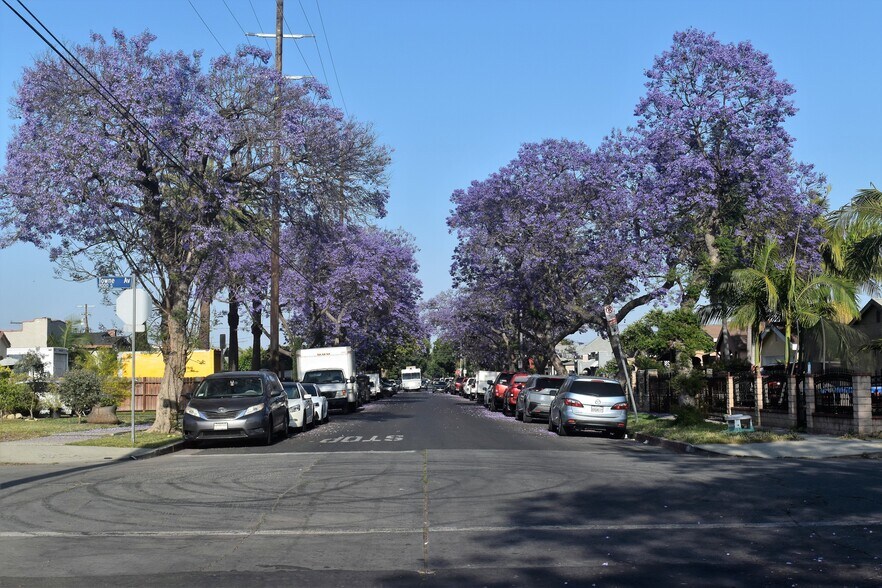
[251,299,262,370]
[720,317,731,361]
[551,353,568,375]
[149,283,190,434]
[198,297,211,349]
[606,321,630,390]
[228,296,239,371]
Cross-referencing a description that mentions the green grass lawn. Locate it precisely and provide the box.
[0,411,156,442]
[68,431,182,449]
[629,413,802,445]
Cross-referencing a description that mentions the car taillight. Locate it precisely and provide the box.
[612,402,628,411]
[564,398,583,407]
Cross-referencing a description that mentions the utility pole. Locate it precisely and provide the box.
[248,0,313,379]
[268,0,283,377]
[77,304,91,333]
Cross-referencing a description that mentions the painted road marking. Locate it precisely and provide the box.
[319,435,404,443]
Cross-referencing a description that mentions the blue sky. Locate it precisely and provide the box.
[1,0,880,344]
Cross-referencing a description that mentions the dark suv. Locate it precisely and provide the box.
[183,371,289,446]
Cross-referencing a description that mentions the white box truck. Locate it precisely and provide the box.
[297,346,358,413]
[475,370,500,403]
[400,366,422,391]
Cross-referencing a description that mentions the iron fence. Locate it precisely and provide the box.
[700,374,729,418]
[732,372,756,409]
[762,373,788,411]
[871,376,882,418]
[814,372,854,417]
[648,373,676,413]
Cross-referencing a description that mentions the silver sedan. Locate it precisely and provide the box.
[516,375,566,422]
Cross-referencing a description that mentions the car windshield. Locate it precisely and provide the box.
[283,383,301,399]
[302,370,345,384]
[569,380,625,397]
[497,375,512,385]
[301,384,316,395]
[402,373,420,380]
[194,377,263,398]
[533,377,564,391]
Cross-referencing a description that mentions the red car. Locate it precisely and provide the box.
[503,374,531,416]
[487,372,513,411]
[454,376,466,395]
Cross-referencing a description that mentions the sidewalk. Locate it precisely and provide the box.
[0,424,183,465]
[636,432,882,459]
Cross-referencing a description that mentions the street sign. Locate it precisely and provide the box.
[603,304,617,327]
[98,276,132,289]
[116,288,151,332]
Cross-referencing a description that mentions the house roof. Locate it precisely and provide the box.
[0,332,10,347]
[702,325,722,341]
[853,298,882,325]
[83,330,130,348]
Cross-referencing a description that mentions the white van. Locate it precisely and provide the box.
[400,366,422,391]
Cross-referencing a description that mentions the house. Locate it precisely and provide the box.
[83,329,131,352]
[2,347,70,377]
[3,317,66,348]
[554,337,614,375]
[0,331,10,361]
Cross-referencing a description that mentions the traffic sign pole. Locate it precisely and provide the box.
[131,274,136,446]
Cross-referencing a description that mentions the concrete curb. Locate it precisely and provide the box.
[633,433,723,457]
[129,440,187,461]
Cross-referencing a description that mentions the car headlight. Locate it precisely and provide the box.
[242,403,265,416]
[184,406,201,418]
[289,403,301,412]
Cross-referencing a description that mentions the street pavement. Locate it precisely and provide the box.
[1,391,881,586]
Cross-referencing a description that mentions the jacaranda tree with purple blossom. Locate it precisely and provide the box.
[0,31,390,432]
[280,223,424,371]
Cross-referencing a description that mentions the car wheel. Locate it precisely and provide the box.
[323,411,330,424]
[547,412,556,432]
[557,420,568,436]
[489,400,496,412]
[609,429,626,439]
[264,417,274,445]
[523,412,533,423]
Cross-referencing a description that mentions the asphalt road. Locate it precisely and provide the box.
[1,390,881,587]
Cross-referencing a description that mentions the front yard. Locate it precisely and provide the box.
[0,411,155,442]
[629,413,802,445]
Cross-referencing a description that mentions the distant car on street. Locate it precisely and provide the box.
[300,382,329,424]
[283,382,315,433]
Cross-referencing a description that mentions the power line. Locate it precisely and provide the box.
[3,0,324,296]
[295,0,332,88]
[314,0,347,115]
[222,0,252,45]
[283,16,316,80]
[247,0,273,52]
[187,0,227,54]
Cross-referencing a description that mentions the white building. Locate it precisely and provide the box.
[554,337,615,375]
[2,347,70,378]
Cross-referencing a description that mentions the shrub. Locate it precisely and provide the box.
[673,405,705,426]
[58,369,103,421]
[0,368,31,415]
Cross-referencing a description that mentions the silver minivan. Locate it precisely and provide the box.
[183,371,289,446]
[548,376,628,438]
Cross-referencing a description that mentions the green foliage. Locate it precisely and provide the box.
[621,309,714,360]
[672,405,705,426]
[0,367,31,415]
[596,359,620,378]
[634,356,668,371]
[12,351,48,418]
[425,338,457,378]
[379,336,430,376]
[670,369,706,398]
[58,369,104,420]
[81,348,128,406]
[48,318,92,368]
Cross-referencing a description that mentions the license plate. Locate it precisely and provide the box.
[213,422,228,431]
[590,406,604,414]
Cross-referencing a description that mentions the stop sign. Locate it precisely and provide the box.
[116,288,151,333]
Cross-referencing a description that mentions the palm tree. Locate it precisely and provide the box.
[729,237,859,372]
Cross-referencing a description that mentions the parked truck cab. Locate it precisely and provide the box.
[297,346,358,413]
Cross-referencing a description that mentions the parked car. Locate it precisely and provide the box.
[548,376,629,438]
[282,381,316,432]
[463,377,476,398]
[453,376,466,395]
[300,382,329,424]
[183,371,289,446]
[380,378,398,397]
[475,370,500,404]
[516,375,566,422]
[487,372,515,411]
[502,374,531,416]
[432,380,447,394]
